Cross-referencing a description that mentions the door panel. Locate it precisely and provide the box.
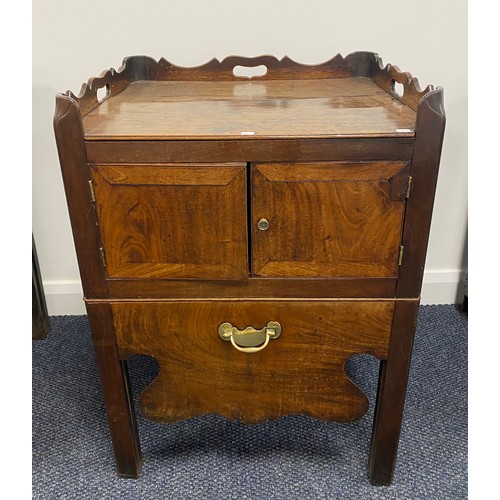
[251,162,409,278]
[91,164,248,280]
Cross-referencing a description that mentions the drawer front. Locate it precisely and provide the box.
[112,300,394,424]
[251,162,410,278]
[91,164,248,280]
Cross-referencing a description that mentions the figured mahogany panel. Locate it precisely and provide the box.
[90,164,248,280]
[251,162,409,278]
[111,300,394,424]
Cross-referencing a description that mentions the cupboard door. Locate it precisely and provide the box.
[251,162,409,278]
[91,164,248,280]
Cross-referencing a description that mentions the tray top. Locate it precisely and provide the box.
[82,77,417,140]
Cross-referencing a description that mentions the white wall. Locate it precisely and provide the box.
[33,0,468,314]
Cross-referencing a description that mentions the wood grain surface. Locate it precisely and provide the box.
[85,137,414,164]
[105,277,397,299]
[251,162,408,278]
[91,164,248,280]
[82,78,416,140]
[111,300,394,424]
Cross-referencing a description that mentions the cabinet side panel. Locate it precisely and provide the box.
[397,89,446,297]
[53,95,108,298]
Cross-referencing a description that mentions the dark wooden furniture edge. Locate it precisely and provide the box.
[396,88,446,297]
[369,299,420,485]
[32,235,50,339]
[53,95,108,298]
[85,301,142,477]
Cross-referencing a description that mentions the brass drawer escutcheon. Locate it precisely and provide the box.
[218,321,282,353]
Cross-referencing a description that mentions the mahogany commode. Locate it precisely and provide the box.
[53,53,445,485]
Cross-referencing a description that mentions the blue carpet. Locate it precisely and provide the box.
[32,305,467,499]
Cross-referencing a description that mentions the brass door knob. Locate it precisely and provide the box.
[258,218,270,231]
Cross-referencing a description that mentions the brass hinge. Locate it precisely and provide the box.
[405,176,413,199]
[99,246,106,268]
[88,180,96,203]
[398,245,404,266]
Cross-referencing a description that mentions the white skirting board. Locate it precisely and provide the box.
[420,269,467,306]
[43,270,467,316]
[43,280,86,316]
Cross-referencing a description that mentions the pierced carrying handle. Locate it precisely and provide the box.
[218,321,282,353]
[221,56,280,79]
